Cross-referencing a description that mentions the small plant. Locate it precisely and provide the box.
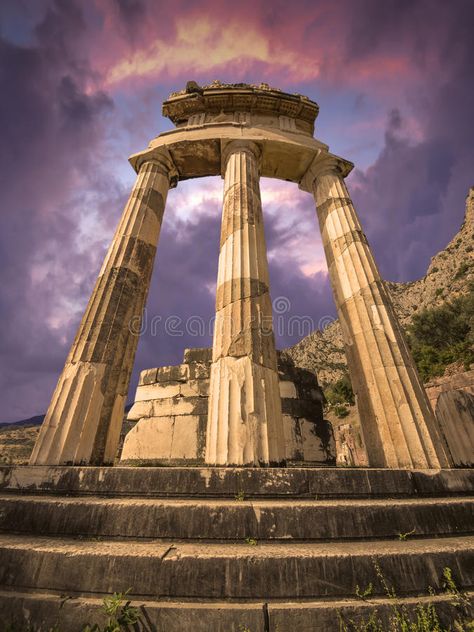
[355,582,373,601]
[435,288,444,297]
[398,527,416,540]
[430,266,439,274]
[334,404,350,418]
[82,589,141,632]
[245,537,258,546]
[442,567,473,618]
[324,374,355,408]
[454,262,470,279]
[235,490,246,501]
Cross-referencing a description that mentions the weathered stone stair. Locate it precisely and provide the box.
[0,466,473,631]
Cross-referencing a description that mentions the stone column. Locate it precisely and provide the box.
[206,141,286,465]
[301,154,451,469]
[29,151,176,466]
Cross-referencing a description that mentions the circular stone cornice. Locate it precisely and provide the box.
[162,81,319,130]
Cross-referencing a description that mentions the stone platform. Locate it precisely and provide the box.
[0,465,473,630]
[120,349,335,466]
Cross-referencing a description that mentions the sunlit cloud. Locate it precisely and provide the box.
[104,16,321,87]
[167,177,222,223]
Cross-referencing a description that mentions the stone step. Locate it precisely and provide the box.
[0,534,472,600]
[1,588,471,632]
[0,494,473,541]
[1,465,473,498]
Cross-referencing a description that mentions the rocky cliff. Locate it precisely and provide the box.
[283,186,474,386]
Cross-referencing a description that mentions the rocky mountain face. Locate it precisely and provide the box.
[283,186,474,386]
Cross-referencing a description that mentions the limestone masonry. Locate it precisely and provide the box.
[120,348,335,465]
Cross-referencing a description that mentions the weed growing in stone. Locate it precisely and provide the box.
[235,490,246,501]
[83,590,142,632]
[338,563,473,631]
[3,591,143,632]
[355,582,374,601]
[398,527,416,540]
[245,537,258,546]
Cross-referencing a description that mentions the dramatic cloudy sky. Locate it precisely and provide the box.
[0,0,473,422]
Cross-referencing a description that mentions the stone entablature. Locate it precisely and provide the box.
[120,349,335,466]
[163,81,319,135]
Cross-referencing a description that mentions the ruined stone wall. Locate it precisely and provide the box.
[425,369,474,411]
[120,349,335,465]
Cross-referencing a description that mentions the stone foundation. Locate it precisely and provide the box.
[120,349,335,465]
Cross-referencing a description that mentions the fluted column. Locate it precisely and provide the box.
[301,154,451,469]
[206,141,285,465]
[30,151,177,465]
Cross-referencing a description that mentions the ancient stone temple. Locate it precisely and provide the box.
[29,80,450,470]
[1,82,472,631]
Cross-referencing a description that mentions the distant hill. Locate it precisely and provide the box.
[0,414,44,428]
[0,404,134,465]
[283,186,474,386]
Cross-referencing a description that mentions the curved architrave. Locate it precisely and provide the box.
[129,123,348,185]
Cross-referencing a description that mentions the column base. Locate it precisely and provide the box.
[206,356,286,466]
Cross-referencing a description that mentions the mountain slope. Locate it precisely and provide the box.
[283,187,474,386]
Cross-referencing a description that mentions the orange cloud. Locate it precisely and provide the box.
[104,16,321,87]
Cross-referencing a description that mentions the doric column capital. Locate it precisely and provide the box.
[220,140,262,176]
[299,150,353,193]
[135,148,179,188]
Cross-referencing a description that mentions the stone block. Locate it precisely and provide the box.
[183,348,212,364]
[212,294,278,369]
[120,415,201,462]
[281,398,320,418]
[215,277,269,311]
[171,416,200,459]
[138,368,158,386]
[126,400,153,421]
[155,364,190,383]
[121,416,174,461]
[134,382,182,402]
[189,362,211,380]
[300,418,335,463]
[279,380,297,398]
[436,390,474,466]
[152,396,208,417]
[282,414,304,461]
[180,379,210,398]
